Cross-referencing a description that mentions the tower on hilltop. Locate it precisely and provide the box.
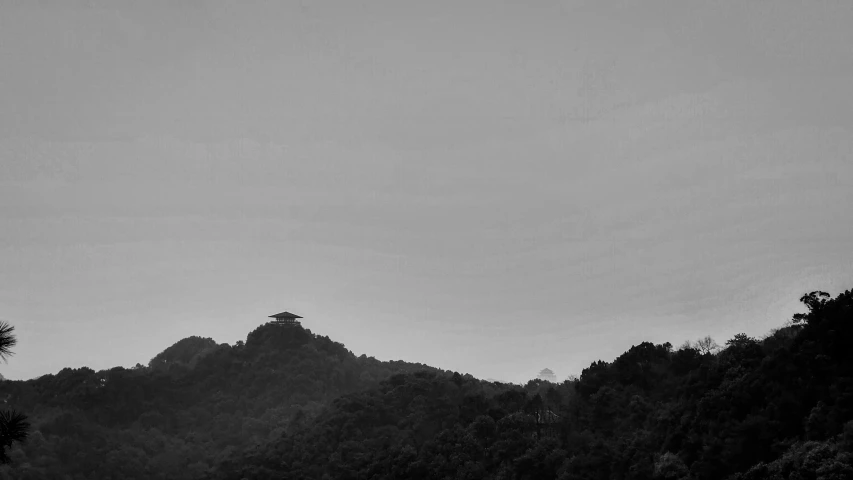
[537,368,557,382]
[268,311,303,327]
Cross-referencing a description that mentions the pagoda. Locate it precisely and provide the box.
[268,311,303,327]
[537,368,557,382]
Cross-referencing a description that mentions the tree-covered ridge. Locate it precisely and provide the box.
[1,290,852,479]
[0,322,441,480]
[219,290,853,480]
[216,370,570,480]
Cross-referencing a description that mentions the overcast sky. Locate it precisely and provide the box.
[2,0,852,383]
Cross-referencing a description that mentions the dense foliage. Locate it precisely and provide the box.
[0,323,439,479]
[1,289,852,479]
[218,290,853,480]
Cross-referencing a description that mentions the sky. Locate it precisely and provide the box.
[1,0,852,383]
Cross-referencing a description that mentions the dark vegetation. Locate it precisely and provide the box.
[2,290,852,479]
[0,321,29,464]
[0,323,438,479]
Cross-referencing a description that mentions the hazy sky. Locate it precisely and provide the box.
[2,0,852,383]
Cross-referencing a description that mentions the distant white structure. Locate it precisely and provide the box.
[537,368,557,382]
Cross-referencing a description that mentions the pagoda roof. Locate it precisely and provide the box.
[269,311,303,319]
[539,368,554,374]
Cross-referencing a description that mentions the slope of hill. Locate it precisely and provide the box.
[217,290,853,480]
[0,322,441,480]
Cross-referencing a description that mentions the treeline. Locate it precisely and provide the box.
[0,323,441,480]
[217,290,853,479]
[2,290,852,479]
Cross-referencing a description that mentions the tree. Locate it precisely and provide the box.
[0,411,29,464]
[0,322,16,363]
[792,291,831,324]
[0,321,29,464]
[725,333,756,349]
[695,336,719,355]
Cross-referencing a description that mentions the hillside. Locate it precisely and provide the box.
[1,290,852,480]
[216,290,853,480]
[0,322,441,480]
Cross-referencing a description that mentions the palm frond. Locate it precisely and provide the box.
[0,322,17,362]
[0,409,30,447]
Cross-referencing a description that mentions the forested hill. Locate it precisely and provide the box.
[2,290,852,480]
[217,290,853,480]
[0,322,442,480]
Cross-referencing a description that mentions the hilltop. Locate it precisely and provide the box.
[0,322,442,480]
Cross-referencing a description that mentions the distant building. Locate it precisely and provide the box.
[268,311,303,327]
[537,368,557,382]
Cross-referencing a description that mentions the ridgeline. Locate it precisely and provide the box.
[2,290,852,480]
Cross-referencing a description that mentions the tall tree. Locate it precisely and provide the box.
[0,321,29,464]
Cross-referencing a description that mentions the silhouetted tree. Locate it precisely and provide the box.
[0,321,29,464]
[0,411,29,464]
[725,333,757,349]
[695,335,719,355]
[792,290,831,324]
[0,322,15,363]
